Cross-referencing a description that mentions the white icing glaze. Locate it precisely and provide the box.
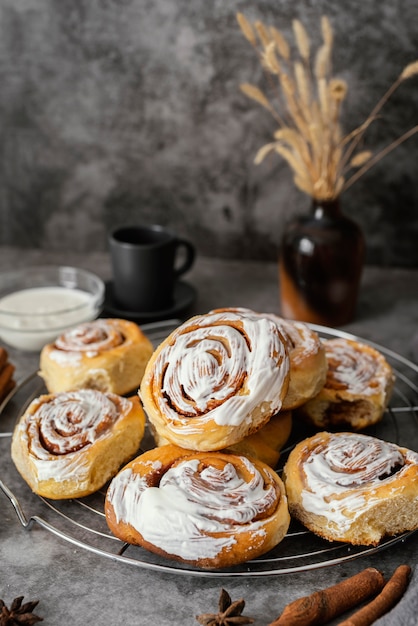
[324,338,391,397]
[213,309,320,365]
[18,389,131,483]
[46,350,82,365]
[49,319,128,363]
[145,309,289,430]
[107,455,276,561]
[265,314,320,365]
[300,433,418,531]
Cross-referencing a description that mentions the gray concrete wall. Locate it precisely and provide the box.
[0,0,417,266]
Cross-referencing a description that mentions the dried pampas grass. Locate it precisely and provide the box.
[237,13,418,202]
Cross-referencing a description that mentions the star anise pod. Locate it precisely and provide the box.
[0,597,43,625]
[196,588,254,625]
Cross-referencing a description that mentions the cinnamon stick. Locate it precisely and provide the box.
[0,376,15,402]
[0,362,15,401]
[337,564,411,626]
[268,567,385,626]
[0,346,8,370]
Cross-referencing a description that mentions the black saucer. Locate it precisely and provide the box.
[103,280,197,323]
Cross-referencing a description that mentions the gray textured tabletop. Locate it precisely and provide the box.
[1,247,417,625]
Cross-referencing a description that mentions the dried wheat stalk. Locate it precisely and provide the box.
[237,13,418,202]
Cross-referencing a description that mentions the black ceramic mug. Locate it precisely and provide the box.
[108,224,196,312]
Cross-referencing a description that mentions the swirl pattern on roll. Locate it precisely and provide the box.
[213,308,322,363]
[106,445,290,567]
[208,308,327,412]
[276,318,322,363]
[294,432,418,531]
[323,338,390,396]
[141,309,289,447]
[25,389,130,460]
[12,387,145,499]
[53,319,126,357]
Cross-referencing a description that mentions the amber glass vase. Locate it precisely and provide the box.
[279,198,365,327]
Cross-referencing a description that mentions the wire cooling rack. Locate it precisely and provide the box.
[1,320,418,577]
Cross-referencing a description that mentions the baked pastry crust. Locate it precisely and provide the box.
[11,389,145,499]
[296,337,394,430]
[105,444,290,569]
[283,431,418,545]
[153,410,293,469]
[140,308,290,451]
[267,315,327,410]
[224,410,292,468]
[39,318,153,396]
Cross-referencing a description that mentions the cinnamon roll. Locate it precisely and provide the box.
[39,318,153,396]
[140,308,290,451]
[105,444,290,569]
[296,338,394,430]
[210,308,327,411]
[11,389,146,499]
[283,431,418,545]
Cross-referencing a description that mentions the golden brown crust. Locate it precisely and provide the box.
[11,389,146,499]
[267,316,327,410]
[224,410,292,468]
[39,318,153,396]
[283,431,418,545]
[153,410,293,469]
[140,309,290,451]
[105,444,290,569]
[296,338,394,430]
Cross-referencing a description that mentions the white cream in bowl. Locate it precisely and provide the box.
[0,286,98,351]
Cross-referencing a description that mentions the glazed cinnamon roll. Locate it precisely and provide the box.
[296,337,394,430]
[105,444,290,569]
[11,389,146,498]
[140,309,290,451]
[39,318,153,395]
[283,431,418,545]
[210,309,327,411]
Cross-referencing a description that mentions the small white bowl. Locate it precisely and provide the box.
[0,265,105,351]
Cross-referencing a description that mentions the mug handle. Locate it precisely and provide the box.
[174,239,196,277]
